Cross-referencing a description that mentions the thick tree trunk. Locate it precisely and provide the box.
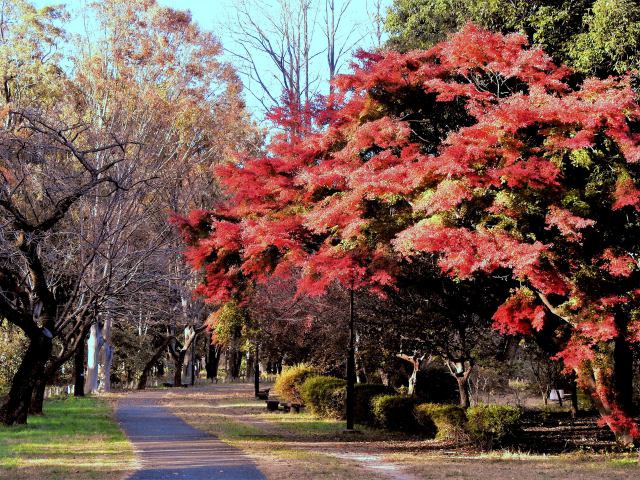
[456,375,471,408]
[0,333,52,426]
[29,375,46,415]
[74,330,86,397]
[580,361,636,446]
[226,341,242,381]
[101,318,113,392]
[613,333,634,415]
[206,342,221,382]
[234,350,243,379]
[174,352,185,387]
[84,322,103,394]
[181,342,193,385]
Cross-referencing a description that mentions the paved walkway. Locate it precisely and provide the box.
[117,391,265,480]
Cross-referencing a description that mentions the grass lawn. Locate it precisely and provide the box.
[0,396,135,480]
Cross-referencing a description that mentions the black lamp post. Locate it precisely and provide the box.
[345,286,356,431]
[254,342,260,397]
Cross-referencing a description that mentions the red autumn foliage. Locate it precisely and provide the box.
[176,24,640,442]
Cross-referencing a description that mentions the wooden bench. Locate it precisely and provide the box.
[266,399,280,411]
[279,402,302,413]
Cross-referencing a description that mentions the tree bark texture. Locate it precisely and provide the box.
[0,333,53,425]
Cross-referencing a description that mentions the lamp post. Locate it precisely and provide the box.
[254,342,260,397]
[345,286,356,432]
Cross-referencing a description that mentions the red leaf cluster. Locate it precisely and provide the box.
[176,23,640,439]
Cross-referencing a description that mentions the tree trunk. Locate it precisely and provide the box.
[169,326,200,387]
[397,353,426,396]
[569,376,579,418]
[137,336,174,390]
[456,375,471,408]
[254,343,260,397]
[446,359,473,408]
[408,365,418,396]
[181,342,193,385]
[246,349,255,381]
[174,352,185,387]
[580,361,635,446]
[84,322,103,394]
[226,341,242,380]
[101,318,113,392]
[0,333,53,426]
[613,333,634,415]
[29,375,46,415]
[74,330,86,397]
[206,343,221,382]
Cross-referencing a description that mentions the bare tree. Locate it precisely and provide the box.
[0,108,140,425]
[224,0,365,116]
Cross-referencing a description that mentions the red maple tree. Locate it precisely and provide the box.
[177,24,640,443]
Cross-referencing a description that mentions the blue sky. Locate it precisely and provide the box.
[36,0,392,120]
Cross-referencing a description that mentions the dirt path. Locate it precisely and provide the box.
[116,390,265,480]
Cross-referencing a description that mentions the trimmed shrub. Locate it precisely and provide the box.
[300,376,346,418]
[273,363,317,404]
[466,404,522,447]
[415,403,466,441]
[328,383,394,423]
[354,383,394,424]
[370,394,419,432]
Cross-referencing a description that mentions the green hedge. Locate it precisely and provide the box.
[300,376,346,418]
[273,363,317,404]
[354,384,394,424]
[415,403,466,441]
[297,381,395,420]
[466,404,522,447]
[370,394,419,431]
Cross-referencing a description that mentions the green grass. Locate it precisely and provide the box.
[0,396,134,480]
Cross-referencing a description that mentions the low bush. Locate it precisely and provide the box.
[300,375,346,418]
[415,403,466,441]
[577,389,595,412]
[370,394,419,432]
[354,383,394,424]
[318,383,393,422]
[273,363,317,404]
[466,404,522,447]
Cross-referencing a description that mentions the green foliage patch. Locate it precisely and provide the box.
[273,363,318,404]
[300,376,346,418]
[466,404,523,447]
[415,403,467,440]
[370,394,419,432]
